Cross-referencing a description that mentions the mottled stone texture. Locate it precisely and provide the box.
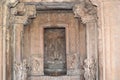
[1,0,120,80]
[9,1,98,80]
[101,2,120,80]
[0,3,2,80]
[23,11,81,77]
[20,0,79,2]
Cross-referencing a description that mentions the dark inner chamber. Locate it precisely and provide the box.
[44,27,67,76]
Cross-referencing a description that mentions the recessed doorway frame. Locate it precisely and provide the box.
[5,1,99,80]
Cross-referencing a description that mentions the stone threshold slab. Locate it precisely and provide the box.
[28,76,80,80]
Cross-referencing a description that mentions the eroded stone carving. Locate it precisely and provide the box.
[8,0,19,8]
[14,59,29,80]
[27,54,42,75]
[25,5,36,18]
[11,2,36,25]
[73,0,97,23]
[11,3,25,16]
[83,58,96,80]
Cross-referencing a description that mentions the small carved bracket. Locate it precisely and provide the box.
[73,0,97,23]
[11,3,26,16]
[14,16,28,24]
[11,2,36,25]
[25,5,36,19]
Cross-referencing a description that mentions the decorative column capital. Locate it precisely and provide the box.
[11,2,36,25]
[73,1,97,24]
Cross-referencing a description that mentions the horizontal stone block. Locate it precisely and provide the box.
[26,5,36,18]
[21,0,79,2]
[67,69,80,76]
[14,16,28,24]
[28,76,80,80]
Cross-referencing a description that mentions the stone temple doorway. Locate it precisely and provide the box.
[7,1,98,80]
[21,10,86,80]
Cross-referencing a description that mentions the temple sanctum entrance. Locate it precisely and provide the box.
[21,10,85,79]
[2,0,120,80]
[44,27,67,76]
[7,1,98,80]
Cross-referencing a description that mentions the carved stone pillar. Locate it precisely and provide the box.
[10,2,38,79]
[73,1,98,80]
[11,2,36,62]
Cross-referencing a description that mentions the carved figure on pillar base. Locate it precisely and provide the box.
[14,59,29,80]
[83,58,96,80]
